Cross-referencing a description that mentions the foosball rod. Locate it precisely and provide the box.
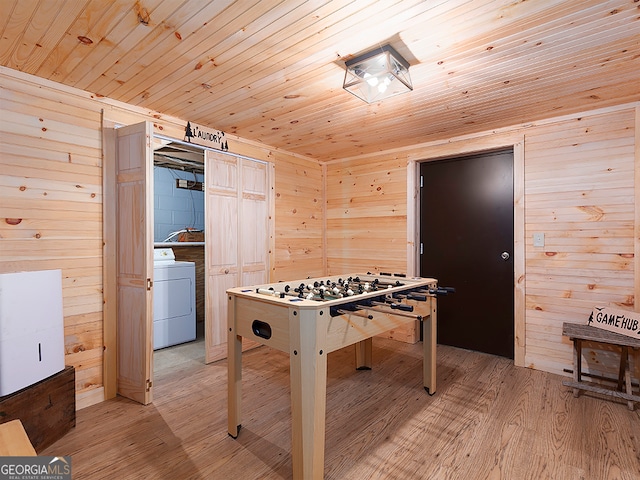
[414,287,456,296]
[369,300,414,312]
[258,286,345,302]
[288,284,347,300]
[256,287,329,301]
[343,277,404,289]
[392,292,428,301]
[355,305,423,321]
[319,276,400,288]
[335,309,373,319]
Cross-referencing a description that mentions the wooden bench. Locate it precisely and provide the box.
[562,322,640,410]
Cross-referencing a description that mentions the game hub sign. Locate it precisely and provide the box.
[588,306,640,338]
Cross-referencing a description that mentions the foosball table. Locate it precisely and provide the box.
[227,273,448,479]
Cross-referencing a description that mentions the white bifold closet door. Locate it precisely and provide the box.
[204,150,272,363]
[115,122,154,405]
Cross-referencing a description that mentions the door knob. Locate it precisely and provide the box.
[501,251,510,261]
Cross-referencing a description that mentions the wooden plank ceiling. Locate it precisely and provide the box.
[1,0,639,161]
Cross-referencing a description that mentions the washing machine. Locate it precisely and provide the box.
[153,248,196,350]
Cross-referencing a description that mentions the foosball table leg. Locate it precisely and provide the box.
[228,297,243,439]
[355,338,373,370]
[422,296,437,395]
[289,308,328,480]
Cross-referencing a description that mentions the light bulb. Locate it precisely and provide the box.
[364,73,379,87]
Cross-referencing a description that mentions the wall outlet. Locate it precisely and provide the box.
[533,232,545,247]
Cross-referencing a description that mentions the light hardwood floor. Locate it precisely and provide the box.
[44,338,640,479]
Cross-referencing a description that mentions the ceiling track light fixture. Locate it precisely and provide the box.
[343,44,412,103]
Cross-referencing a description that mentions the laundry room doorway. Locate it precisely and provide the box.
[112,122,274,405]
[151,138,207,381]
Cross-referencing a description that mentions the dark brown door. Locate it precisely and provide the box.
[420,150,514,358]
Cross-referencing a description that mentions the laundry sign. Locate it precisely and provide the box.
[588,306,640,338]
[184,121,229,151]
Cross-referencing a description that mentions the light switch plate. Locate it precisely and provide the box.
[533,232,545,247]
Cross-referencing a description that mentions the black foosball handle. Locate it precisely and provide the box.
[407,293,427,301]
[389,302,413,312]
[429,287,456,296]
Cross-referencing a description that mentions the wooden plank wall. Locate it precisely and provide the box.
[273,154,324,281]
[0,72,105,408]
[325,104,639,380]
[0,67,323,408]
[326,157,408,275]
[524,110,636,376]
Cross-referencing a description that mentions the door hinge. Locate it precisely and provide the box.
[420,243,423,255]
[146,379,153,391]
[147,278,153,290]
[420,175,423,188]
